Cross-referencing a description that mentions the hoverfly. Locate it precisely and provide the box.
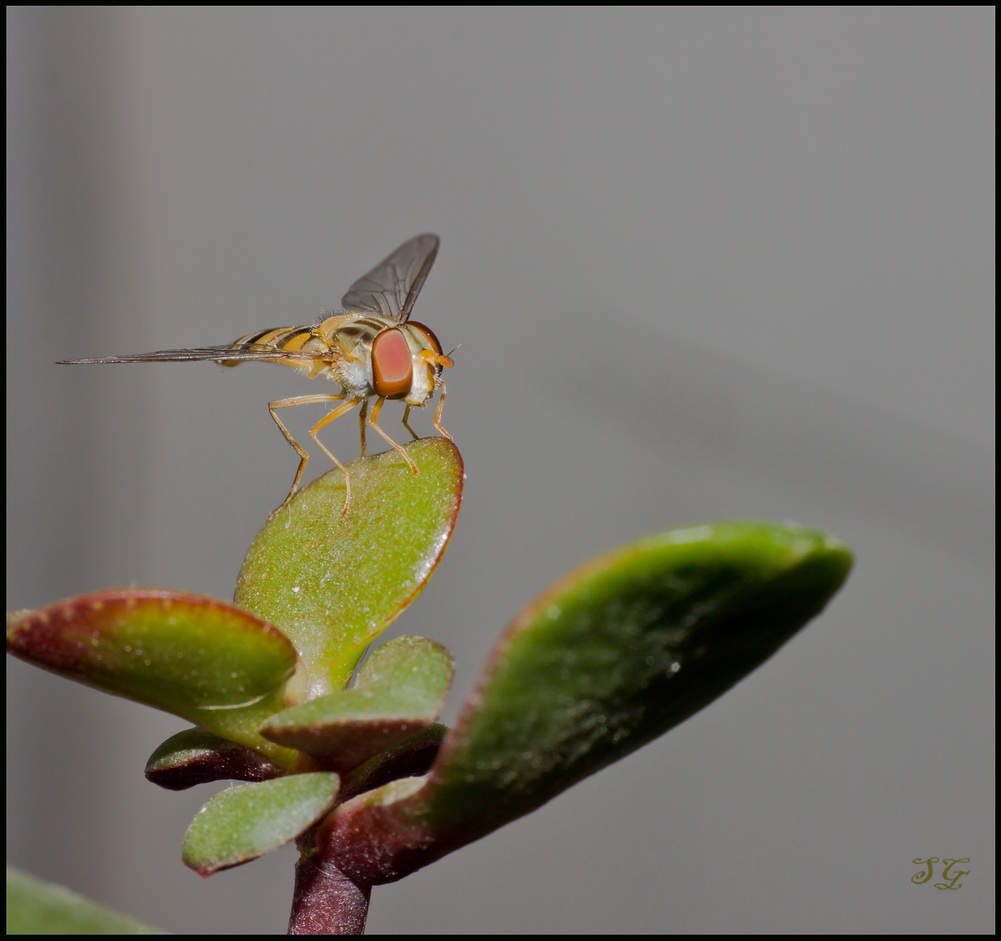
[59,234,454,517]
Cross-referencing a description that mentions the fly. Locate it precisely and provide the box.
[59,234,454,517]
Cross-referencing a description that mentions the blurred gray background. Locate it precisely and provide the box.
[7,7,993,934]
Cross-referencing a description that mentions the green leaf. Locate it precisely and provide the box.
[318,521,853,884]
[182,773,340,876]
[6,867,163,934]
[262,636,454,769]
[235,437,464,696]
[6,590,299,763]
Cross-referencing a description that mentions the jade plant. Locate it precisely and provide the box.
[7,436,852,934]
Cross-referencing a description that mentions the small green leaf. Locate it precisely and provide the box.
[145,728,284,791]
[6,867,163,934]
[262,636,454,769]
[319,521,853,884]
[235,438,464,696]
[182,773,340,876]
[6,589,298,763]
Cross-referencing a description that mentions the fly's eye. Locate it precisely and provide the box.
[371,328,414,399]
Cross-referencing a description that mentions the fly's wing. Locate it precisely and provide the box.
[59,234,442,364]
[340,233,439,322]
[57,345,333,365]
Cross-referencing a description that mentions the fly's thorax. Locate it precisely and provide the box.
[317,314,388,396]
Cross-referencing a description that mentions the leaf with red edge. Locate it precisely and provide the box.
[182,773,340,876]
[261,636,454,771]
[235,437,464,697]
[6,589,298,763]
[317,521,853,884]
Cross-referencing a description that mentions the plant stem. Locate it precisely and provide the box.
[288,851,371,935]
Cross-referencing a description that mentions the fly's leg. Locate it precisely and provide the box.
[358,399,369,456]
[402,405,419,441]
[401,383,452,443]
[369,398,419,476]
[309,397,366,517]
[432,381,453,440]
[267,393,357,518]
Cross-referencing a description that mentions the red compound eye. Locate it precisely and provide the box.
[371,328,414,399]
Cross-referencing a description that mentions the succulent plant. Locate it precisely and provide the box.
[7,437,852,934]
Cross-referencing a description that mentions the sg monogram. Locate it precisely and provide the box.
[911,857,970,890]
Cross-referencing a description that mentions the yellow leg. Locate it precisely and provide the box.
[432,381,453,440]
[402,405,419,441]
[267,393,362,518]
[309,397,366,516]
[369,398,419,475]
[357,400,369,457]
[401,383,452,443]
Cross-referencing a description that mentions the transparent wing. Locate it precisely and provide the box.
[340,233,439,322]
[58,345,334,365]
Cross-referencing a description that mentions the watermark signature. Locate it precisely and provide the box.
[911,857,970,890]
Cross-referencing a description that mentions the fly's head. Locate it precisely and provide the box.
[372,322,453,406]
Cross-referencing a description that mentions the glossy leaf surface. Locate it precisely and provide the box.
[319,521,853,884]
[262,636,454,770]
[235,438,464,696]
[145,728,285,791]
[6,590,298,762]
[182,773,340,876]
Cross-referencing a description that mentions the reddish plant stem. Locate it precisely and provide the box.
[288,852,371,935]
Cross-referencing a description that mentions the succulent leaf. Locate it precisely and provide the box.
[182,773,340,876]
[235,438,464,696]
[6,589,298,762]
[318,521,853,884]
